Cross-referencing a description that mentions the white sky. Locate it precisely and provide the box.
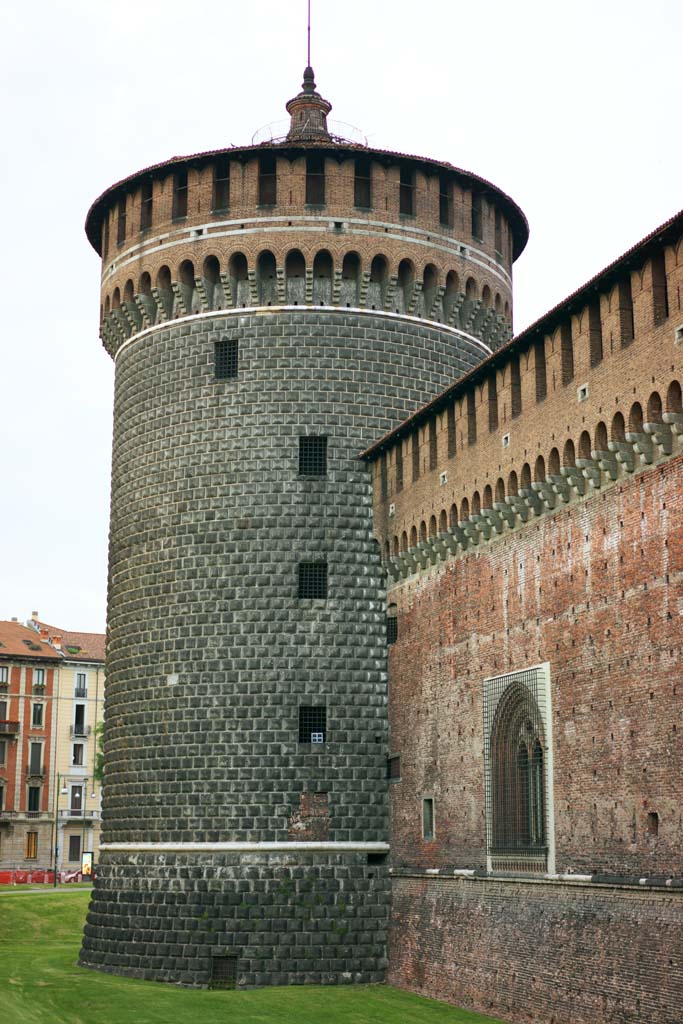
[0,0,681,632]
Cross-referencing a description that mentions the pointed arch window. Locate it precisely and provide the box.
[483,665,553,874]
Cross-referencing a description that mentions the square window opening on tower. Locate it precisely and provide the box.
[215,338,239,380]
[298,561,328,599]
[298,705,327,744]
[299,436,328,476]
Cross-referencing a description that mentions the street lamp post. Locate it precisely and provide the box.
[52,773,68,888]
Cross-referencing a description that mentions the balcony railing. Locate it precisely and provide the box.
[25,767,45,780]
[57,808,99,821]
[69,725,91,738]
[74,687,87,698]
[0,811,51,822]
[0,720,20,735]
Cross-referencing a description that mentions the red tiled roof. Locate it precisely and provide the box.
[0,621,62,660]
[360,207,683,461]
[32,620,105,663]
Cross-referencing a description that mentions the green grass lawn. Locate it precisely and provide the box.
[0,889,507,1024]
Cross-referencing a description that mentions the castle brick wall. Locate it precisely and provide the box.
[388,873,683,1024]
[364,215,683,1022]
[386,453,683,876]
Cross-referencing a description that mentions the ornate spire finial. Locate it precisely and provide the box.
[286,65,332,142]
[303,65,316,93]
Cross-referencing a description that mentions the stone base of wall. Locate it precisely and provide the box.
[388,871,683,1024]
[79,850,388,987]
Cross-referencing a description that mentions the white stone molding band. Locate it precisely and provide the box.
[100,841,391,854]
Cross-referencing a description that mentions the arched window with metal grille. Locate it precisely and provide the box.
[483,664,554,875]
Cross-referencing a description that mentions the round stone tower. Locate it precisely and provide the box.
[80,70,528,987]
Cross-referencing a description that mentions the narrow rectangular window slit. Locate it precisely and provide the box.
[422,798,434,841]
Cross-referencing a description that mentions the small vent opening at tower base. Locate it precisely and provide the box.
[210,955,238,989]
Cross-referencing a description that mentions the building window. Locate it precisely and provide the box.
[589,299,603,367]
[422,798,435,841]
[387,755,401,780]
[215,338,238,380]
[399,166,415,216]
[387,615,398,645]
[299,436,327,476]
[471,193,483,240]
[0,699,6,721]
[0,782,4,808]
[101,215,109,259]
[116,197,127,245]
[27,786,40,816]
[140,179,153,230]
[75,672,87,698]
[213,156,230,211]
[73,705,86,738]
[258,154,277,205]
[439,174,452,227]
[298,562,328,599]
[395,443,404,491]
[411,432,420,482]
[380,454,388,498]
[0,739,6,766]
[28,742,42,776]
[298,705,326,743]
[494,208,503,255]
[68,834,82,862]
[397,167,413,216]
[429,420,438,470]
[72,743,84,766]
[483,664,553,874]
[647,811,659,836]
[32,704,43,728]
[619,277,635,347]
[560,321,574,385]
[0,666,7,684]
[488,377,499,432]
[172,169,188,219]
[534,339,547,401]
[652,252,669,325]
[305,154,325,205]
[447,405,456,457]
[354,157,372,209]
[70,785,83,816]
[467,391,477,445]
[34,668,45,687]
[25,831,38,859]
[510,356,522,418]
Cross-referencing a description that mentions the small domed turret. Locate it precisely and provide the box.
[286,66,332,141]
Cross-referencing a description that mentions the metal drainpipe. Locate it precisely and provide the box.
[50,658,62,883]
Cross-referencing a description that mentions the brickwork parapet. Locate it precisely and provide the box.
[366,225,683,575]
